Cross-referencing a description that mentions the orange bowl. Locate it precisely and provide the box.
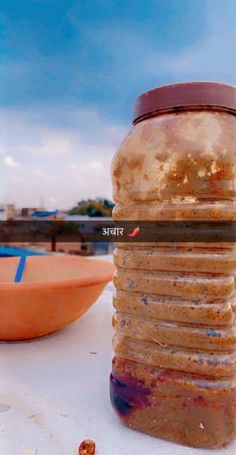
[0,255,114,340]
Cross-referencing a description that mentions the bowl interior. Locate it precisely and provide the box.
[0,255,114,285]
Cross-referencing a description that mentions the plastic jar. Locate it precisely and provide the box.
[110,82,236,448]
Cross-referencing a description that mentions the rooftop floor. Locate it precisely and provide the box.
[1,255,235,455]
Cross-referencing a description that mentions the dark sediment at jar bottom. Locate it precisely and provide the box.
[110,359,236,448]
[110,374,151,417]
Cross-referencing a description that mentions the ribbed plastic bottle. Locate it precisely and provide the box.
[110,82,236,448]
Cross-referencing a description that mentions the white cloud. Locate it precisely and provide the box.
[9,175,24,182]
[1,2,234,209]
[24,134,75,157]
[68,163,80,171]
[0,105,126,209]
[4,155,20,168]
[144,9,236,84]
[68,160,104,172]
[65,1,235,100]
[89,161,104,170]
[48,196,57,205]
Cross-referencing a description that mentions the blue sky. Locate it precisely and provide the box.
[0,0,235,208]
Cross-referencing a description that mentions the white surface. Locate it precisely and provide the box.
[0,256,235,455]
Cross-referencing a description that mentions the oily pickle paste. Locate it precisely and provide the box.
[110,108,236,448]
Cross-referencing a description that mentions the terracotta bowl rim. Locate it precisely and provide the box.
[0,256,114,292]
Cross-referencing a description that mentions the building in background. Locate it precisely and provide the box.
[0,204,6,220]
[6,204,15,220]
[0,203,16,220]
[21,207,45,218]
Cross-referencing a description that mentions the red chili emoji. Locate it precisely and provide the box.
[127,226,140,238]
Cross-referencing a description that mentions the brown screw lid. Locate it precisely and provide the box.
[133,82,236,124]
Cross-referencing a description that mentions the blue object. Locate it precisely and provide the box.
[0,246,47,257]
[15,255,27,283]
[32,210,58,217]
